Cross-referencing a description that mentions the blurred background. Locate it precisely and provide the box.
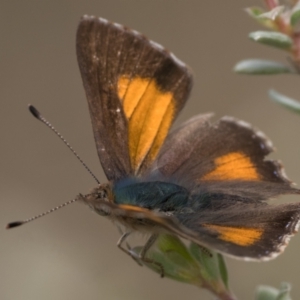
[1,1,300,299]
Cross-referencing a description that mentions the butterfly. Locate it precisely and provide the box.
[75,15,300,270]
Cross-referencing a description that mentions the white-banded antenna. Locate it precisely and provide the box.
[6,105,99,229]
[6,198,78,229]
[28,105,100,184]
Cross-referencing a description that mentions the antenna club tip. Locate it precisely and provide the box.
[28,105,41,119]
[6,221,24,229]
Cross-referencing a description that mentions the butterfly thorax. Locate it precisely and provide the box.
[113,179,190,211]
[78,180,191,232]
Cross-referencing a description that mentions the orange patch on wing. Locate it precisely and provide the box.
[118,76,175,172]
[146,104,174,164]
[202,152,260,181]
[118,76,149,119]
[118,204,150,213]
[203,224,263,246]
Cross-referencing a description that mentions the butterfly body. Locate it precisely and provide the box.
[76,15,300,262]
[80,179,188,232]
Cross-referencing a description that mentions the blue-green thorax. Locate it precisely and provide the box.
[112,178,189,212]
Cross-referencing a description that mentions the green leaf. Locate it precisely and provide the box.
[217,254,228,288]
[249,31,293,50]
[234,59,293,75]
[156,234,194,262]
[291,2,300,27]
[133,235,200,283]
[258,6,285,21]
[255,282,292,300]
[256,285,279,300]
[245,6,265,18]
[277,283,292,300]
[245,7,277,29]
[269,89,300,114]
[132,235,236,299]
[155,234,196,268]
[189,244,226,285]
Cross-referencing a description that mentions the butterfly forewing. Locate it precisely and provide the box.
[76,16,193,181]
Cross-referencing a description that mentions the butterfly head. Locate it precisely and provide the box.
[78,183,114,216]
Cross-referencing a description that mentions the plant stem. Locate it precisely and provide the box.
[201,282,237,300]
[292,32,300,63]
[264,0,278,9]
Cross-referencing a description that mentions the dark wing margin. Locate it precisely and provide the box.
[76,15,192,181]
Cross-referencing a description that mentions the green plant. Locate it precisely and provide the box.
[234,0,300,113]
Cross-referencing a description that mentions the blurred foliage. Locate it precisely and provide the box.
[235,0,300,114]
[255,282,292,300]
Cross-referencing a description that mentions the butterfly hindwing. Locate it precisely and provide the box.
[84,194,300,260]
[174,202,300,260]
[152,114,300,259]
[76,16,193,181]
[157,114,299,200]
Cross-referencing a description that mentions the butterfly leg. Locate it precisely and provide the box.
[138,234,165,278]
[117,232,143,266]
[197,245,212,257]
[116,225,133,251]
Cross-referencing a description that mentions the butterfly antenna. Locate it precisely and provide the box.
[6,198,78,229]
[6,105,98,230]
[28,105,100,184]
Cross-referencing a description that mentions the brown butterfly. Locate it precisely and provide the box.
[74,15,300,265]
[8,15,300,271]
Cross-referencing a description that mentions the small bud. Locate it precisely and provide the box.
[255,282,291,300]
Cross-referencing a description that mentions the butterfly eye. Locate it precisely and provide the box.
[86,189,107,203]
[96,190,107,201]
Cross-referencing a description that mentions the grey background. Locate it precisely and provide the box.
[1,1,300,299]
